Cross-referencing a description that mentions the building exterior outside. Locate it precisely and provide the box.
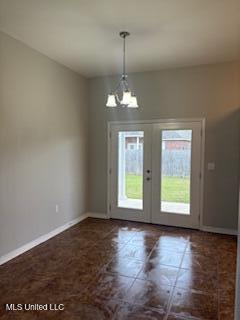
[125,131,191,150]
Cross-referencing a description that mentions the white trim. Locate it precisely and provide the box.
[107,118,205,229]
[0,214,88,266]
[151,121,202,228]
[199,118,205,228]
[108,123,152,222]
[108,118,204,125]
[107,122,111,219]
[200,225,237,236]
[87,212,109,219]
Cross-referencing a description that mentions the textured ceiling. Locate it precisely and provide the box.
[0,0,239,77]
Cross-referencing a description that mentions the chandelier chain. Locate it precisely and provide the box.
[123,35,126,79]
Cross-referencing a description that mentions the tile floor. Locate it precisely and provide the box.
[0,218,237,319]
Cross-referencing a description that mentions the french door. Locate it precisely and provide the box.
[109,124,152,222]
[109,120,203,229]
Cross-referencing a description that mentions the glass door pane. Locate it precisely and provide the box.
[118,131,144,210]
[160,130,192,215]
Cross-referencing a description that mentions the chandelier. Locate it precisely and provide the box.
[106,31,138,108]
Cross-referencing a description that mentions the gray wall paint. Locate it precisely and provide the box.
[0,32,88,257]
[88,62,240,230]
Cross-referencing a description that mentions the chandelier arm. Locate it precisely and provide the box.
[112,78,122,94]
[115,94,120,103]
[123,79,129,91]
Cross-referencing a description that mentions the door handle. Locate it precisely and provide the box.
[146,177,151,181]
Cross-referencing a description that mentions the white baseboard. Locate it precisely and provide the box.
[87,212,109,219]
[200,225,237,236]
[1,215,237,266]
[0,213,88,266]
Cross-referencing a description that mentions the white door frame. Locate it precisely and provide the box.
[108,123,152,222]
[151,121,202,228]
[107,118,205,229]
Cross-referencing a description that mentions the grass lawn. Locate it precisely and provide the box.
[126,174,190,203]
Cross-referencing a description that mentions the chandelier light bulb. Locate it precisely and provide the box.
[120,91,132,105]
[128,94,139,108]
[106,94,117,107]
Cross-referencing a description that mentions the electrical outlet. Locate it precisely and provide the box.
[207,162,215,170]
[55,204,59,213]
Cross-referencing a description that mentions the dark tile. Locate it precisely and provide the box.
[137,261,179,286]
[149,249,184,268]
[157,226,192,239]
[51,295,119,320]
[167,315,192,320]
[57,236,96,250]
[133,224,165,235]
[219,288,236,305]
[175,268,218,293]
[114,302,166,320]
[219,299,235,320]
[61,256,104,277]
[79,244,123,267]
[125,279,173,311]
[181,252,217,273]
[94,239,126,253]
[118,244,152,261]
[106,257,144,278]
[218,271,236,291]
[218,287,235,320]
[0,311,42,320]
[218,250,237,274]
[128,231,158,249]
[79,218,117,232]
[217,237,237,254]
[189,231,218,244]
[0,218,237,320]
[87,273,135,300]
[156,236,188,253]
[185,241,218,257]
[104,228,137,244]
[170,288,218,320]
[76,229,108,241]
